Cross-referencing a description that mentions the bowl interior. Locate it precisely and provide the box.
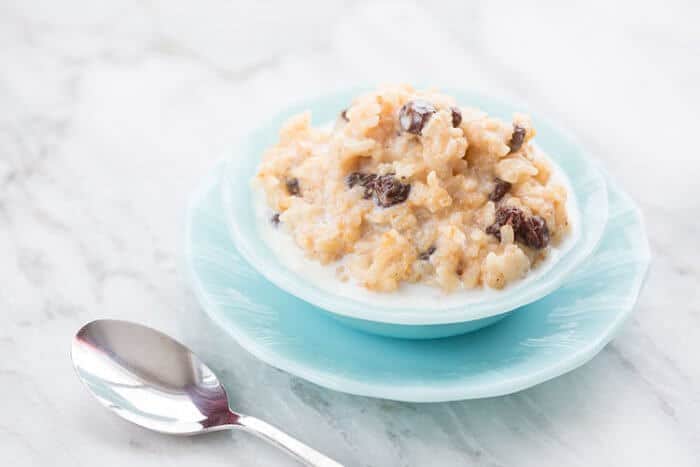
[221,88,608,325]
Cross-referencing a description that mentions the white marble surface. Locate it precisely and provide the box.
[2,1,699,466]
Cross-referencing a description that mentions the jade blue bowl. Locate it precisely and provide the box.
[220,88,608,339]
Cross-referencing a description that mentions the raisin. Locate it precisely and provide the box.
[346,172,360,187]
[346,172,374,188]
[508,124,526,152]
[346,172,377,199]
[450,107,462,128]
[340,108,349,121]
[495,206,525,231]
[372,174,411,207]
[485,223,502,239]
[270,213,280,226]
[486,206,525,240]
[286,178,300,196]
[518,215,550,249]
[489,177,512,202]
[486,206,550,249]
[346,172,410,207]
[399,100,436,135]
[419,246,436,260]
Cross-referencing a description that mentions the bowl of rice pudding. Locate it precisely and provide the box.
[221,85,608,338]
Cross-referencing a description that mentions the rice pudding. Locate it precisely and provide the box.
[253,85,571,293]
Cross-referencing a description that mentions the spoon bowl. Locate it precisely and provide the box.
[72,319,235,434]
[72,319,341,466]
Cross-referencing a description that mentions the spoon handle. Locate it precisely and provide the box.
[236,415,343,467]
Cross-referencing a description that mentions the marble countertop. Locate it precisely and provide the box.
[2,1,699,466]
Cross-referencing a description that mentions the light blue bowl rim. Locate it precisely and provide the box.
[221,87,609,325]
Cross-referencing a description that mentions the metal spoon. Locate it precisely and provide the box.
[71,319,342,467]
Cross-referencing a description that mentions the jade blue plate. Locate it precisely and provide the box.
[220,89,609,338]
[186,169,650,402]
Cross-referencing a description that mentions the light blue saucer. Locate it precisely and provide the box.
[186,169,650,402]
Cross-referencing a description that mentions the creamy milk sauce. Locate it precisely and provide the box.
[254,146,581,309]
